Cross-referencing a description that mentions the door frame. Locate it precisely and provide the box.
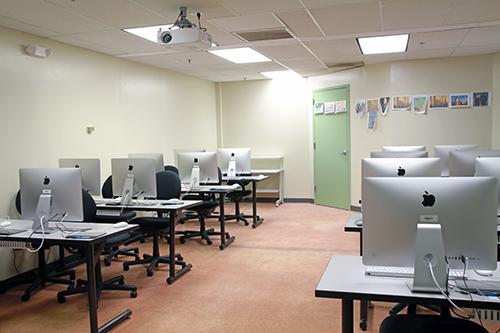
[312,84,351,209]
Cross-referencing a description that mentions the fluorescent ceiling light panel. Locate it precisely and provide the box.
[357,34,409,55]
[261,70,301,80]
[123,25,175,43]
[208,47,271,64]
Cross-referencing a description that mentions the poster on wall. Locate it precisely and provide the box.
[314,102,324,114]
[335,100,347,113]
[367,98,380,113]
[473,92,490,107]
[368,111,378,129]
[355,99,366,118]
[379,97,390,116]
[392,96,412,111]
[324,102,335,114]
[412,95,428,115]
[429,95,449,109]
[449,93,471,108]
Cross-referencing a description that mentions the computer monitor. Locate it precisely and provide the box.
[449,149,500,176]
[382,145,426,152]
[177,152,219,185]
[217,148,252,176]
[111,158,157,201]
[362,158,441,178]
[59,158,101,196]
[173,148,206,166]
[19,168,84,232]
[475,157,500,212]
[128,153,164,172]
[370,151,428,158]
[362,177,497,271]
[433,144,478,176]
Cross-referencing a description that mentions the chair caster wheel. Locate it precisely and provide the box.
[21,294,30,302]
[57,295,66,304]
[206,240,213,245]
[133,249,139,254]
[225,233,231,239]
[104,259,111,267]
[360,321,367,331]
[219,245,224,250]
[180,238,186,244]
[177,255,184,261]
[123,264,129,271]
[67,282,75,290]
[118,278,125,285]
[252,224,257,229]
[147,270,154,277]
[69,272,76,280]
[130,290,137,298]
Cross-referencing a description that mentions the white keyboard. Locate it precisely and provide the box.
[365,266,466,279]
[96,209,121,216]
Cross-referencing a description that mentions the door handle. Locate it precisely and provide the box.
[340,150,348,156]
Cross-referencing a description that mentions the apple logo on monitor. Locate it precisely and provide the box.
[128,165,134,172]
[422,191,435,207]
[397,167,406,176]
[75,164,80,168]
[43,176,50,185]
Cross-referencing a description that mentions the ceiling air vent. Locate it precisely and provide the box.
[326,62,365,72]
[234,29,293,42]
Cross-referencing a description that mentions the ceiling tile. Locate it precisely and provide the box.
[452,44,500,57]
[460,26,500,47]
[280,58,327,71]
[276,9,323,38]
[50,34,123,55]
[301,0,377,9]
[309,2,381,35]
[132,0,235,21]
[203,21,244,46]
[304,38,361,64]
[121,52,187,68]
[45,0,165,29]
[447,0,500,25]
[254,42,313,60]
[408,29,470,51]
[208,13,285,33]
[296,68,335,77]
[218,0,303,15]
[406,48,454,60]
[0,14,58,37]
[382,0,454,30]
[363,52,406,64]
[0,0,108,34]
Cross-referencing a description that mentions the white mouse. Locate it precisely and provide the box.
[0,221,11,228]
[114,221,129,228]
[168,198,182,204]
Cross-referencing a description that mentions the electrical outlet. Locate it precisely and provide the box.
[86,126,95,135]
[473,309,500,322]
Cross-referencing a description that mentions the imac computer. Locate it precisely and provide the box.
[59,158,101,196]
[362,177,497,292]
[217,148,252,176]
[173,148,206,166]
[433,144,478,176]
[20,168,84,233]
[111,158,157,204]
[382,145,426,152]
[475,157,500,214]
[449,149,500,176]
[362,158,441,178]
[128,153,164,172]
[370,151,428,158]
[177,152,219,186]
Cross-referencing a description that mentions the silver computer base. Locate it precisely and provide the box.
[32,193,55,234]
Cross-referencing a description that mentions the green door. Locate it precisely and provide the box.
[313,86,350,209]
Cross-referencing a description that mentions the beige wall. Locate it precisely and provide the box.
[0,27,217,279]
[217,79,314,199]
[493,53,500,148]
[310,55,494,207]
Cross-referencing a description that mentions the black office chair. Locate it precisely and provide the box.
[225,178,252,225]
[122,171,186,277]
[13,191,76,302]
[379,314,488,333]
[57,190,137,303]
[164,165,179,174]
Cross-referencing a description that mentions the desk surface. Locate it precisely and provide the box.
[94,198,202,211]
[221,175,268,182]
[316,255,500,309]
[180,184,240,193]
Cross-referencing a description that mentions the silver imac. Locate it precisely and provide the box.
[362,177,497,271]
[128,153,164,172]
[475,157,500,213]
[382,145,426,152]
[362,158,441,178]
[111,158,157,200]
[370,151,428,158]
[217,148,252,176]
[59,158,101,196]
[20,168,84,232]
[449,149,500,176]
[177,152,219,185]
[173,148,206,166]
[433,144,478,176]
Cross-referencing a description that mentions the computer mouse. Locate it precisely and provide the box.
[167,198,183,204]
[355,220,363,226]
[114,221,129,228]
[0,221,11,227]
[475,270,494,277]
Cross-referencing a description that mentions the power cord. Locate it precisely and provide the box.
[25,215,45,253]
[461,256,484,328]
[427,262,468,315]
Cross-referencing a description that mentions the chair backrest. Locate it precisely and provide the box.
[102,175,113,198]
[164,165,179,175]
[81,189,97,222]
[156,171,181,200]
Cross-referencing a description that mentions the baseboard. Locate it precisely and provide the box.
[284,198,314,203]
[350,205,362,212]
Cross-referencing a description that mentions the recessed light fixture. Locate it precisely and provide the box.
[356,34,409,55]
[208,47,271,64]
[123,25,176,43]
[260,70,301,80]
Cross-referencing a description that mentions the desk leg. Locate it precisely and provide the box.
[167,211,192,285]
[251,180,263,229]
[219,193,235,250]
[358,232,368,331]
[342,299,354,333]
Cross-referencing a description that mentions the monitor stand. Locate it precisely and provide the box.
[32,191,55,234]
[120,173,134,206]
[409,223,448,293]
[190,166,200,189]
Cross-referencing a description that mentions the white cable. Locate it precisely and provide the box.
[427,262,467,314]
[25,215,45,253]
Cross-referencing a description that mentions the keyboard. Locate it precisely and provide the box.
[365,266,466,279]
[0,228,28,235]
[65,231,106,239]
[96,209,121,216]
